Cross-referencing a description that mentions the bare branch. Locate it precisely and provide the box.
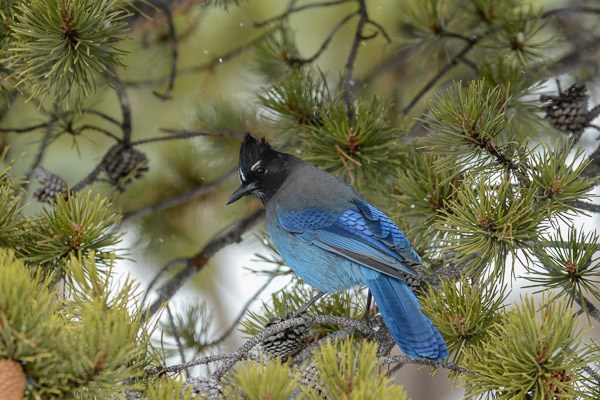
[401,38,478,116]
[341,0,369,127]
[131,128,244,146]
[210,314,376,381]
[380,355,470,374]
[253,0,352,28]
[122,169,237,220]
[204,277,276,347]
[152,0,179,101]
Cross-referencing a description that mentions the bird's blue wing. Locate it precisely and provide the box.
[277,200,421,279]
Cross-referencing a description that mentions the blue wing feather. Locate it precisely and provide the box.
[277,200,421,278]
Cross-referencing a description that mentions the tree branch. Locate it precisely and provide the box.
[122,169,237,220]
[341,0,369,127]
[152,0,179,101]
[146,209,265,317]
[380,355,470,375]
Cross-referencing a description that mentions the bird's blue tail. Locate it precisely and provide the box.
[367,275,448,359]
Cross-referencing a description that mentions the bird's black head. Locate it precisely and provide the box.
[226,133,296,205]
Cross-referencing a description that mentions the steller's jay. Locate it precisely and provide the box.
[227,134,448,360]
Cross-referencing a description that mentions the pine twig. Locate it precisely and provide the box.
[166,305,187,367]
[141,257,190,306]
[179,28,277,75]
[341,0,369,128]
[152,0,179,101]
[204,276,276,347]
[210,314,376,381]
[572,293,600,324]
[401,38,478,116]
[380,355,470,375]
[253,0,352,28]
[70,161,106,192]
[130,128,244,146]
[149,352,239,375]
[21,128,53,197]
[0,121,55,133]
[292,13,358,65]
[569,200,600,214]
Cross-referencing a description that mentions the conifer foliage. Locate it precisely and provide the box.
[0,0,599,399]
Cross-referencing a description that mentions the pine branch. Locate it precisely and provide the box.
[292,13,358,65]
[110,71,133,145]
[401,38,478,116]
[210,314,377,381]
[166,305,187,367]
[141,258,189,306]
[70,160,106,192]
[130,128,244,146]
[21,128,53,196]
[380,355,470,375]
[149,352,241,375]
[253,0,353,28]
[152,0,178,101]
[569,200,600,214]
[0,120,56,133]
[122,169,236,220]
[125,28,279,88]
[341,0,368,127]
[572,294,600,324]
[146,209,265,317]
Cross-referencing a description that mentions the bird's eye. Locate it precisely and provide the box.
[256,166,266,175]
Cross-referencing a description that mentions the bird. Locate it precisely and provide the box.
[227,133,448,360]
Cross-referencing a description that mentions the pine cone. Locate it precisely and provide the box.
[0,359,25,400]
[397,270,421,292]
[33,167,69,203]
[102,145,149,191]
[260,316,309,361]
[540,84,590,137]
[185,377,224,399]
[300,363,327,399]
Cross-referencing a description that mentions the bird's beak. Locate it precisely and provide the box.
[226,182,257,205]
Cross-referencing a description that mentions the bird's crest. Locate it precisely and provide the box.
[239,133,277,182]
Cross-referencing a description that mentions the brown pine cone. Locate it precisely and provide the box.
[540,84,590,137]
[260,316,309,361]
[0,359,25,400]
[33,167,69,203]
[102,144,149,191]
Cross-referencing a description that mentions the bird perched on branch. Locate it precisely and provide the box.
[227,134,448,360]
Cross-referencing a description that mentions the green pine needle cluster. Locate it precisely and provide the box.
[461,295,598,399]
[0,251,156,398]
[394,151,464,247]
[225,355,300,400]
[23,191,122,277]
[258,68,328,136]
[420,277,507,369]
[528,139,594,214]
[145,377,192,400]
[301,339,409,400]
[255,24,303,80]
[438,176,541,276]
[7,0,129,102]
[527,228,600,310]
[425,79,522,174]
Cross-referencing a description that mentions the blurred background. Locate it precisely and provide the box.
[2,0,599,398]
